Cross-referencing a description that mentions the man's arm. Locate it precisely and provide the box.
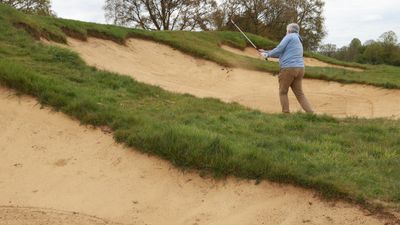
[260,35,291,59]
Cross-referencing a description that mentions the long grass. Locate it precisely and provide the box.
[0,4,399,214]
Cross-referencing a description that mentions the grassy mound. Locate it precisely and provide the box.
[0,4,399,214]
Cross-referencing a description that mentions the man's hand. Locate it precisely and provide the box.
[258,49,269,60]
[260,51,269,59]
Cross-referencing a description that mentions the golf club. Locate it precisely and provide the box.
[230,19,268,61]
[230,19,258,50]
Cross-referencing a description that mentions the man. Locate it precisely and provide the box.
[259,23,313,114]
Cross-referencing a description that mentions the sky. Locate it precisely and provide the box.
[52,0,400,47]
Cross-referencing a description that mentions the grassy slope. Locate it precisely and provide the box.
[7,4,400,89]
[0,4,399,212]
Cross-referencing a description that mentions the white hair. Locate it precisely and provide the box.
[287,23,300,33]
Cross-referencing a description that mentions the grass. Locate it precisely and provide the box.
[3,4,400,89]
[0,4,399,214]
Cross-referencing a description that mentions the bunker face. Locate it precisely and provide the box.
[57,38,399,119]
[0,87,389,225]
[0,206,120,225]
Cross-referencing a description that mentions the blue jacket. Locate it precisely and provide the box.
[267,33,304,68]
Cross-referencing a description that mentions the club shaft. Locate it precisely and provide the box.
[230,20,258,49]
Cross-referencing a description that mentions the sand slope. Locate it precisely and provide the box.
[0,206,122,225]
[0,87,392,225]
[220,45,364,72]
[58,37,400,119]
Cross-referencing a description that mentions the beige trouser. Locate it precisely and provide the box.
[278,68,313,113]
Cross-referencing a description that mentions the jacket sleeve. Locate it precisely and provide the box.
[268,35,291,58]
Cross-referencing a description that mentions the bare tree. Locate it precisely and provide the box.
[318,43,337,57]
[211,0,267,32]
[213,0,326,50]
[0,0,53,16]
[104,0,217,31]
[379,31,398,46]
[263,0,326,50]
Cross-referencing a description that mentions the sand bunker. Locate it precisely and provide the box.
[0,87,392,225]
[0,206,121,225]
[221,44,364,72]
[56,37,400,119]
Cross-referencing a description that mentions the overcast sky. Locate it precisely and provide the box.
[52,0,400,47]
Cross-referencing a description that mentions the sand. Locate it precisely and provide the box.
[56,37,400,119]
[220,45,364,72]
[0,87,393,225]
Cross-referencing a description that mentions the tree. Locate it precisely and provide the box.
[319,31,400,66]
[378,31,399,65]
[346,38,362,61]
[363,39,375,46]
[226,0,268,35]
[390,50,400,66]
[0,0,53,16]
[213,0,326,50]
[104,0,217,31]
[361,42,385,65]
[318,43,336,57]
[379,31,398,46]
[349,38,362,49]
[265,0,326,50]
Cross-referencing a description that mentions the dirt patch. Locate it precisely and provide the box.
[0,87,393,225]
[52,37,400,119]
[220,44,364,72]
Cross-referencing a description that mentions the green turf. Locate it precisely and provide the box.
[0,4,399,212]
[3,3,400,89]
